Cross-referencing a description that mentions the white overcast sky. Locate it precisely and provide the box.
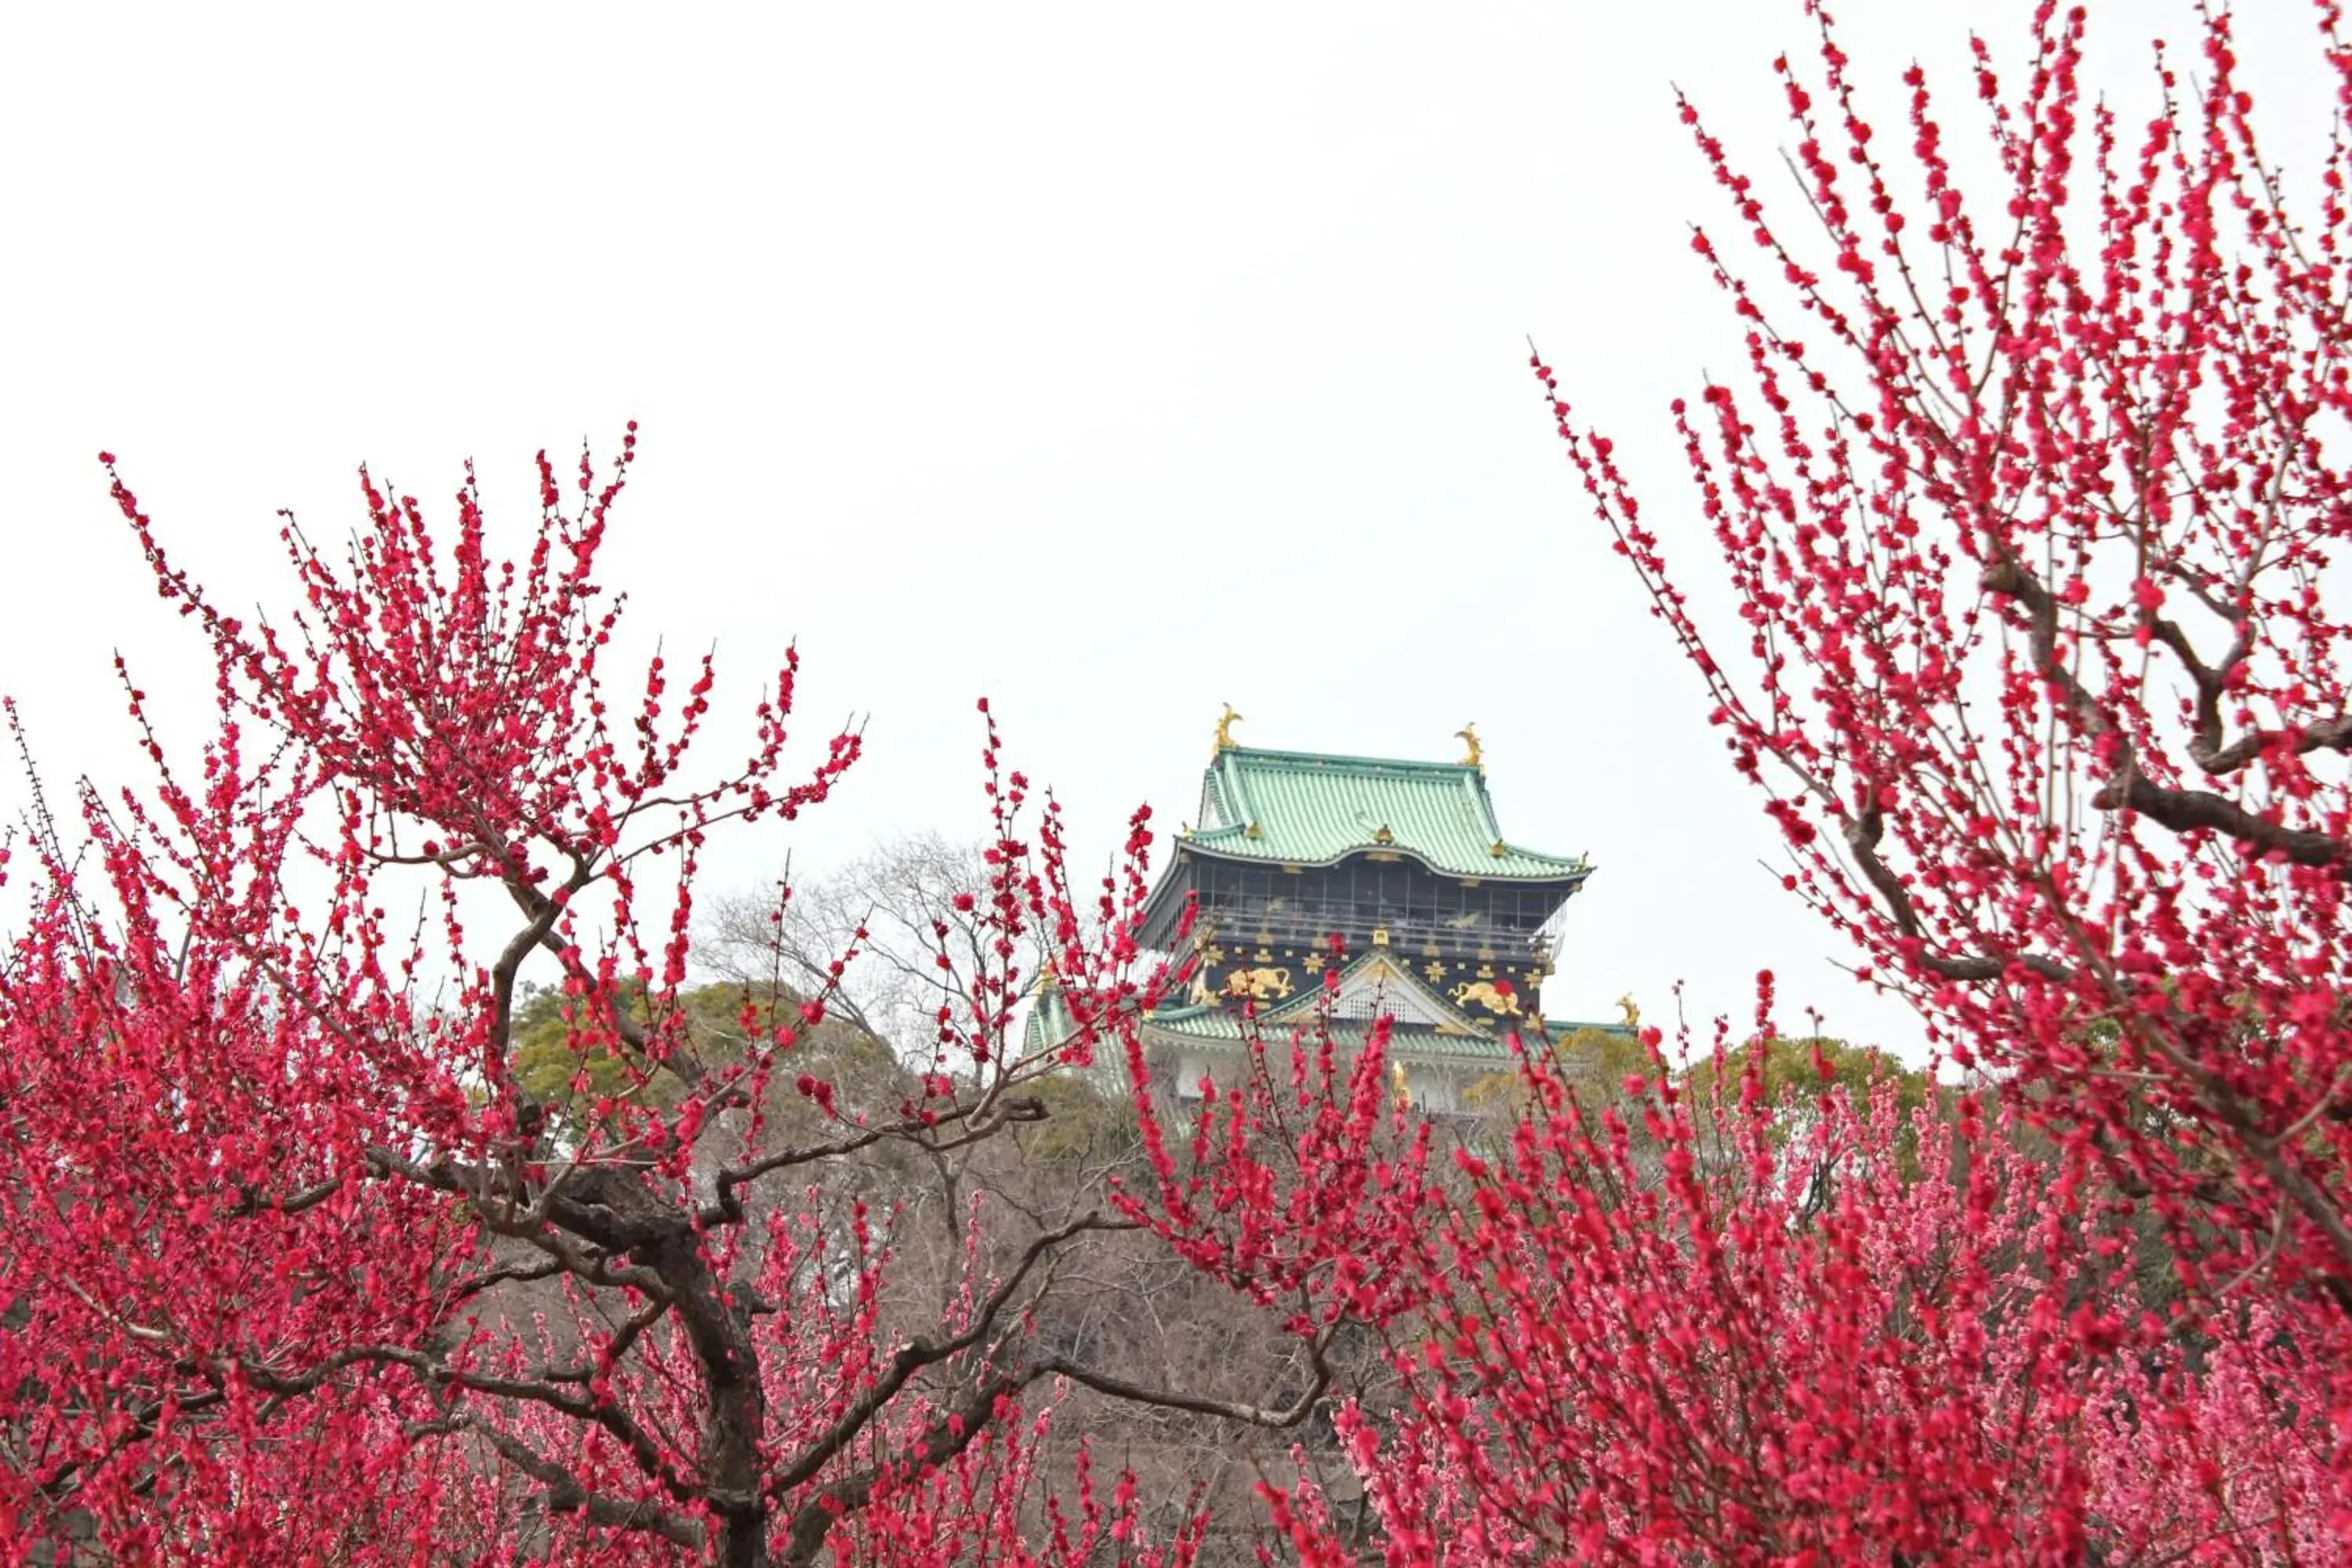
[2,2,2334,1058]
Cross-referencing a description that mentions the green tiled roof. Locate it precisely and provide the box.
[1138,1007,1519,1061]
[1544,1018,1641,1039]
[1022,974,1631,1069]
[1022,983,1076,1058]
[1187,746,1590,881]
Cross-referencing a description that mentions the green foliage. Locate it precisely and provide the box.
[1679,1036,1934,1183]
[509,978,897,1128]
[1678,1036,1929,1119]
[1464,1029,1931,1156]
[508,981,666,1112]
[1463,1025,1659,1120]
[1017,1071,1142,1164]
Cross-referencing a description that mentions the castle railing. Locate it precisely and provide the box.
[1186,903,1555,962]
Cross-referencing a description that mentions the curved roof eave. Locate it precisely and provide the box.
[1179,832,1594,884]
[1136,1011,1519,1060]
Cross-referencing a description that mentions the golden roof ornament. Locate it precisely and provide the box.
[1214,703,1243,756]
[1617,993,1641,1029]
[1456,723,1483,768]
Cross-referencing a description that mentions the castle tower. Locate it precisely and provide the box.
[1032,720,1612,1114]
